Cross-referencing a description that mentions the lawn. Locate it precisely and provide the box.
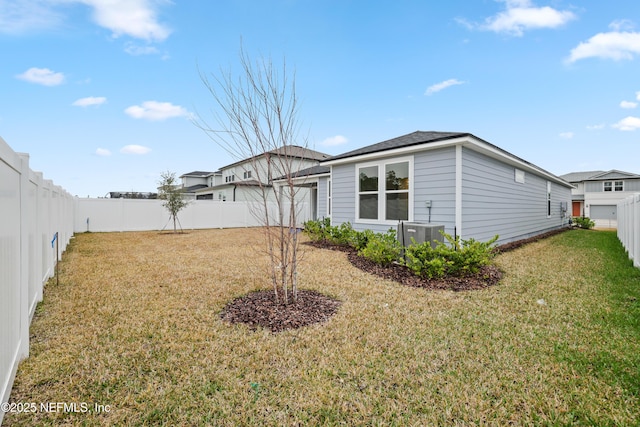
[3,228,639,426]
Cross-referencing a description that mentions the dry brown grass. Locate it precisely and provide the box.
[3,228,639,426]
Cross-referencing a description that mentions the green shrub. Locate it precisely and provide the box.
[404,232,498,278]
[573,216,595,229]
[303,217,332,241]
[358,229,402,266]
[327,222,355,246]
[350,229,376,251]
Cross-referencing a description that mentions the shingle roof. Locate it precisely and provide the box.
[221,145,330,169]
[323,131,467,162]
[180,171,215,178]
[559,170,640,182]
[558,171,605,182]
[274,165,330,181]
[181,184,209,193]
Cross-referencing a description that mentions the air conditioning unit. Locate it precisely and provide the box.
[397,222,444,248]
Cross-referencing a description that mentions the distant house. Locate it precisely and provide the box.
[195,146,330,203]
[107,191,157,199]
[559,170,640,228]
[179,171,222,200]
[318,131,572,245]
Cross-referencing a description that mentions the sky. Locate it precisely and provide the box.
[2,0,640,197]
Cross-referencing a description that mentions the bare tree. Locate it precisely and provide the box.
[158,170,190,233]
[195,48,309,305]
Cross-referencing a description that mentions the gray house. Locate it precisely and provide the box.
[559,169,640,228]
[318,131,572,245]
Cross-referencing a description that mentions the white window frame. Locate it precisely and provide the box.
[614,180,624,191]
[547,181,552,217]
[603,181,612,192]
[243,170,252,179]
[515,169,525,184]
[355,156,413,225]
[327,179,332,217]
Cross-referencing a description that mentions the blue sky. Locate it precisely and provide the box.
[2,0,640,197]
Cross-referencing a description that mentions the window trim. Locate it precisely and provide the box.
[355,156,413,225]
[547,181,552,217]
[327,179,332,217]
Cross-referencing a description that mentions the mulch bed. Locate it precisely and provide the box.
[306,241,503,292]
[222,228,570,332]
[220,289,342,333]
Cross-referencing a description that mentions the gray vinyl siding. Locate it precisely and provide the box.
[413,147,456,235]
[585,179,640,192]
[461,148,570,244]
[330,163,360,228]
[317,177,328,218]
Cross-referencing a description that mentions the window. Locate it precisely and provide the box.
[604,181,624,192]
[225,174,235,183]
[547,181,552,217]
[515,169,525,183]
[357,158,411,222]
[327,179,332,216]
[243,170,252,179]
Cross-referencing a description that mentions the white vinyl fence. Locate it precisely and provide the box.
[74,198,310,232]
[617,193,640,268]
[1,137,314,422]
[1,137,75,423]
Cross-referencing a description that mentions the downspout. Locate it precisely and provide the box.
[233,184,237,202]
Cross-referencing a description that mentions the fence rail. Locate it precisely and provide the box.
[1,137,75,424]
[617,193,640,268]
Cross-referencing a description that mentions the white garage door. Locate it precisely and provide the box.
[590,205,617,220]
[590,205,617,228]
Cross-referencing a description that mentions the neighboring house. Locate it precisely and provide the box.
[559,170,640,228]
[317,131,572,245]
[179,171,222,200]
[194,146,330,203]
[106,191,157,199]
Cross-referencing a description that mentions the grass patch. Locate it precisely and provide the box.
[4,228,639,425]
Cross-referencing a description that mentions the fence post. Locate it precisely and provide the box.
[18,154,30,359]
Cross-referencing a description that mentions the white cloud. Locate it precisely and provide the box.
[16,67,65,86]
[120,145,151,154]
[425,79,466,95]
[559,132,574,139]
[124,101,189,121]
[0,0,65,34]
[620,100,638,109]
[567,29,640,63]
[586,124,605,131]
[73,96,107,107]
[0,0,171,42]
[609,19,635,32]
[468,0,575,37]
[612,116,640,131]
[321,135,348,147]
[124,42,160,56]
[96,148,111,156]
[636,91,640,101]
[81,0,171,41]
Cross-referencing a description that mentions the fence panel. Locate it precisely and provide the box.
[618,193,640,268]
[74,199,311,232]
[0,138,74,425]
